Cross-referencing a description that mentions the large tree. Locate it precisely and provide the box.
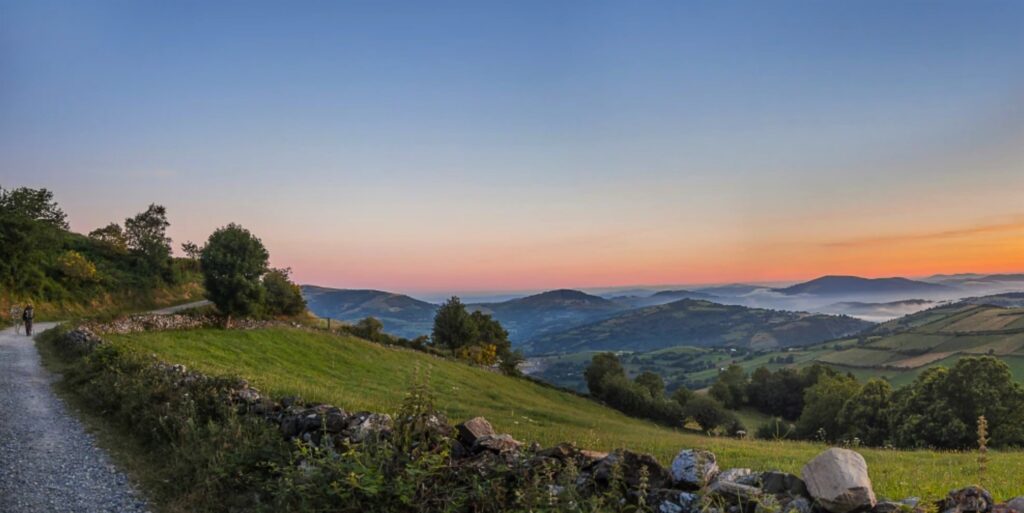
[431,297,479,351]
[892,357,1024,448]
[200,223,269,326]
[837,378,893,446]
[0,186,67,293]
[124,204,172,279]
[584,352,626,398]
[795,373,861,441]
[709,364,747,409]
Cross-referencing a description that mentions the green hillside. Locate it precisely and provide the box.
[809,303,1024,386]
[524,299,873,355]
[0,186,202,323]
[104,326,1024,499]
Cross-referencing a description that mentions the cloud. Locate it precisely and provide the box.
[824,217,1024,249]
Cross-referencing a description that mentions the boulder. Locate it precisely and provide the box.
[761,471,809,497]
[324,407,348,433]
[592,450,671,489]
[349,412,393,442]
[717,468,753,483]
[473,434,523,454]
[801,448,876,513]
[873,502,906,513]
[940,486,993,513]
[538,442,577,460]
[784,497,813,513]
[671,449,719,489]
[707,478,762,504]
[1003,498,1024,513]
[457,416,496,446]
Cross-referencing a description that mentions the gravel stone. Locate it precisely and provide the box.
[0,323,150,513]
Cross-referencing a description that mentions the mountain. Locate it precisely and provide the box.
[693,284,767,296]
[612,289,720,309]
[925,273,1024,285]
[470,289,626,344]
[595,288,659,299]
[817,299,937,322]
[301,286,437,338]
[776,276,953,297]
[523,298,873,355]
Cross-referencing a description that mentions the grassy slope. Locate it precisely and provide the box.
[107,327,1024,500]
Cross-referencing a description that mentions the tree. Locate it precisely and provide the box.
[470,310,512,357]
[0,186,68,229]
[682,395,731,432]
[709,364,747,409]
[585,352,626,398]
[891,357,1024,448]
[352,317,385,341]
[200,223,269,326]
[89,223,128,252]
[796,373,861,441]
[635,371,665,399]
[263,267,306,316]
[499,349,525,377]
[0,186,66,294]
[431,297,478,351]
[672,386,694,408]
[125,204,172,279]
[837,378,893,446]
[181,241,202,259]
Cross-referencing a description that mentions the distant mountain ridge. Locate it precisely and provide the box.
[523,298,873,355]
[301,286,437,339]
[611,289,720,309]
[469,289,625,343]
[776,275,952,296]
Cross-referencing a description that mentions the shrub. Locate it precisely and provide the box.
[262,267,306,316]
[56,250,99,282]
[681,395,731,432]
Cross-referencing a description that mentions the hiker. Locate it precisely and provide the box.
[22,304,34,336]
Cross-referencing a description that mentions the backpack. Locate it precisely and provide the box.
[23,307,33,321]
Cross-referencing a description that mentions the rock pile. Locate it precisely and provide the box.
[81,314,295,335]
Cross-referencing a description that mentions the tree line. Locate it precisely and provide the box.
[709,356,1024,448]
[584,352,743,434]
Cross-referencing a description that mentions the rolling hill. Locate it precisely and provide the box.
[469,289,626,343]
[522,299,873,355]
[611,289,721,309]
[776,275,953,297]
[807,301,1024,385]
[301,286,438,338]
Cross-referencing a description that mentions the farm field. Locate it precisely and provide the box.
[104,326,1024,500]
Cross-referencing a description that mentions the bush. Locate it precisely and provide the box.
[681,395,731,432]
[262,268,306,316]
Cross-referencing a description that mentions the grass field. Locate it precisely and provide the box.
[104,327,1024,500]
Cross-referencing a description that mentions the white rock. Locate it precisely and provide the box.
[801,448,876,513]
[671,449,718,488]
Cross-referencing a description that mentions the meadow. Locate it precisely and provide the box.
[106,327,1024,500]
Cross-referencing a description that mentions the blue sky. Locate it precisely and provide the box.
[2,1,1023,293]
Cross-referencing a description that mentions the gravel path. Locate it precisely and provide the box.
[0,323,149,512]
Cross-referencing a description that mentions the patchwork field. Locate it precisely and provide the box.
[102,326,1024,500]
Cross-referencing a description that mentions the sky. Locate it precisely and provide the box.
[2,1,1023,295]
